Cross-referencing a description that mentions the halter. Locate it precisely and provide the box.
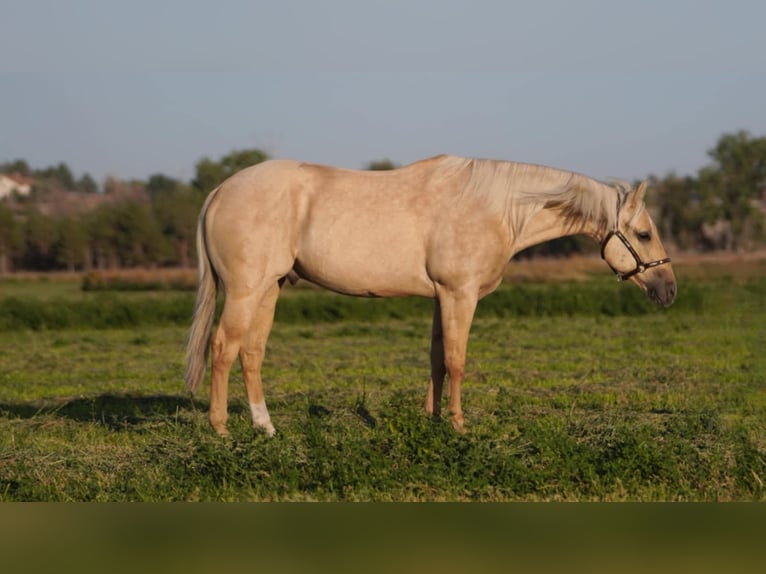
[600,230,672,281]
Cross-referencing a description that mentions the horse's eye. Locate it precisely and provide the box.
[636,231,652,241]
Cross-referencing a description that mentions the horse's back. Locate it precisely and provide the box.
[214,154,468,203]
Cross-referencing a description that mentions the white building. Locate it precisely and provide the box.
[0,173,33,199]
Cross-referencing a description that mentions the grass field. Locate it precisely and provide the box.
[0,255,764,501]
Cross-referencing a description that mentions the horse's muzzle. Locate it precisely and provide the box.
[647,276,677,308]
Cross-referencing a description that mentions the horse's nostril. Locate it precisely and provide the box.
[661,282,677,307]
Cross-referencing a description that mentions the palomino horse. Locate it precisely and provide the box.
[185,155,676,436]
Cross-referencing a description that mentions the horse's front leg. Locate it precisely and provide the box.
[434,286,479,432]
[425,299,446,417]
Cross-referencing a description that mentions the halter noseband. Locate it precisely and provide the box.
[600,230,672,281]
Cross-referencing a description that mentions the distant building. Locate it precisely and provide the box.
[0,173,33,199]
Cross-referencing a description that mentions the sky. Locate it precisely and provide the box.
[2,0,765,184]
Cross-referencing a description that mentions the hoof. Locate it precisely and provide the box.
[255,422,277,437]
[450,414,466,434]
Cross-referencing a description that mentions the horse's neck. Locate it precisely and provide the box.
[507,182,606,256]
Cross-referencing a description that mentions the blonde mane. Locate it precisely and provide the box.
[455,157,629,234]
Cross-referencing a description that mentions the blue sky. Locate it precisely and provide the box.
[2,0,765,184]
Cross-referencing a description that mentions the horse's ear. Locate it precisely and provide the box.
[629,180,648,209]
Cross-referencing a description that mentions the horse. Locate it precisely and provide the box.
[185,155,676,436]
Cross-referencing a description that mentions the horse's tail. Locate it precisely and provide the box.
[185,186,222,394]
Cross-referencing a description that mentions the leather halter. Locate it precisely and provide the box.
[600,230,672,281]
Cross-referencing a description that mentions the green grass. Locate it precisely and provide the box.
[0,274,715,331]
[0,271,764,500]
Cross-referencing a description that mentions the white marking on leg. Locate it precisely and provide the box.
[249,401,276,437]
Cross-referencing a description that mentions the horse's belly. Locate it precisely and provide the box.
[294,245,435,298]
[294,196,437,297]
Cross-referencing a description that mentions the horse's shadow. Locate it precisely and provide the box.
[0,393,379,431]
[0,393,233,431]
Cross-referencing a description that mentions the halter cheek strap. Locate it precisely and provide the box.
[601,230,672,281]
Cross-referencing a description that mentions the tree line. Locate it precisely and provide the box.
[1,131,764,273]
[0,149,270,274]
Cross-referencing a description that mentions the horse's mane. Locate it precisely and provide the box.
[451,156,630,234]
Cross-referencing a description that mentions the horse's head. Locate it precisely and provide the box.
[601,181,676,307]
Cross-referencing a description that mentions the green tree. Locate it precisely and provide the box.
[114,202,169,267]
[76,173,99,194]
[86,205,118,269]
[0,159,31,176]
[366,159,398,171]
[54,217,89,271]
[21,207,56,269]
[146,173,182,198]
[38,162,76,191]
[702,131,766,248]
[0,203,22,274]
[192,148,269,192]
[152,187,203,268]
[653,173,704,250]
[652,132,766,251]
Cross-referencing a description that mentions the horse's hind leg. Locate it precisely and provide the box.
[425,299,446,418]
[209,281,281,437]
[240,281,281,436]
[209,294,254,436]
